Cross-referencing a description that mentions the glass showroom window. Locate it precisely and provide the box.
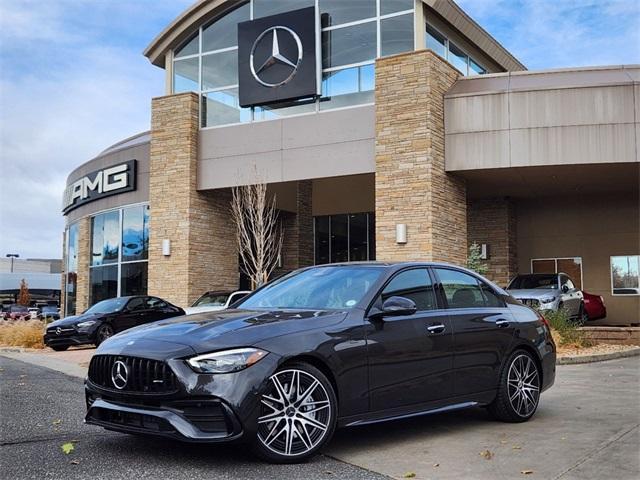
[89,205,149,305]
[314,213,375,264]
[531,257,583,289]
[65,222,79,315]
[425,23,487,76]
[611,255,640,295]
[173,0,414,127]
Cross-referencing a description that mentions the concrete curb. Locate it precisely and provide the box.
[557,346,640,365]
[0,348,88,379]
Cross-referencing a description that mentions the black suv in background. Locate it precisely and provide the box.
[44,296,184,351]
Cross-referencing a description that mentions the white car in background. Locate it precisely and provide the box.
[183,290,252,315]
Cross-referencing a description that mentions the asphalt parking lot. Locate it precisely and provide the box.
[0,355,638,480]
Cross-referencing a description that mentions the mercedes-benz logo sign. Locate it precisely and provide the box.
[55,327,62,335]
[250,26,303,87]
[111,360,128,390]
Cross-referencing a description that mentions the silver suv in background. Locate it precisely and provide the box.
[507,273,585,322]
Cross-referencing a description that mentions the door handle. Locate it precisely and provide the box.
[496,319,510,328]
[427,324,445,334]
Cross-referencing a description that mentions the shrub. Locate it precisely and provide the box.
[541,308,592,348]
[467,242,488,275]
[0,319,45,348]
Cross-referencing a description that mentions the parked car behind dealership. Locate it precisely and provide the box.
[183,290,251,315]
[85,262,556,463]
[39,305,60,321]
[582,291,606,321]
[3,304,30,320]
[44,296,184,351]
[507,273,585,322]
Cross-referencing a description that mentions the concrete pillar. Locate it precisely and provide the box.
[375,49,467,264]
[467,198,518,286]
[148,92,238,307]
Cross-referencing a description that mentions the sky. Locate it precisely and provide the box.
[1,0,639,260]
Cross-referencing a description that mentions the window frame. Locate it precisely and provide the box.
[424,21,488,76]
[432,266,506,310]
[377,267,439,313]
[610,255,640,296]
[530,257,583,290]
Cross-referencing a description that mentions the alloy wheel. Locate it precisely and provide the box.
[257,369,332,457]
[507,354,540,418]
[97,325,114,343]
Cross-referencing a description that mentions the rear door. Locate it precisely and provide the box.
[366,268,454,411]
[432,267,516,397]
[116,297,146,332]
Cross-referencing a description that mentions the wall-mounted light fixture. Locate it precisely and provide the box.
[396,224,407,244]
[480,243,489,260]
[162,239,171,256]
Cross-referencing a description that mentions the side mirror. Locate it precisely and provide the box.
[371,296,417,319]
[561,285,569,293]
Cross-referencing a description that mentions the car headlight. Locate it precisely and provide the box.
[540,297,557,304]
[187,348,268,374]
[77,320,96,328]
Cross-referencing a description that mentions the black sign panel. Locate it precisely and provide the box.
[62,160,137,214]
[238,7,317,107]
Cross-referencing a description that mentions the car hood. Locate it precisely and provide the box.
[98,308,349,356]
[47,313,104,328]
[508,289,558,300]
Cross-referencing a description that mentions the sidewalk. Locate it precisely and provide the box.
[0,346,94,378]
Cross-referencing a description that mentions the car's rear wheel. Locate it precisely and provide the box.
[252,362,337,463]
[95,324,114,346]
[50,345,69,352]
[578,304,589,325]
[488,350,541,423]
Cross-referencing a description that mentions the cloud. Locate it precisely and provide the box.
[457,0,640,69]
[0,0,192,259]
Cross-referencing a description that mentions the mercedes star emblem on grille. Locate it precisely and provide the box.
[56,327,62,335]
[111,360,128,390]
[250,26,302,87]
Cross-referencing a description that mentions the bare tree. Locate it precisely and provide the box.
[231,182,283,288]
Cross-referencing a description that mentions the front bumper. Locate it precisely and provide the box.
[84,351,281,443]
[44,331,92,347]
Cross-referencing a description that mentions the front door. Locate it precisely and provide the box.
[115,297,146,332]
[366,268,454,412]
[432,267,516,396]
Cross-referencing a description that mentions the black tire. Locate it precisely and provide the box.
[251,362,337,464]
[488,350,541,423]
[50,345,69,352]
[95,323,114,346]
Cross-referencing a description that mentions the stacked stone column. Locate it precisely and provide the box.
[375,50,467,264]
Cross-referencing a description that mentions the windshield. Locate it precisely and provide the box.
[85,297,128,314]
[10,305,28,312]
[42,306,57,312]
[192,293,230,307]
[509,275,558,290]
[237,266,383,310]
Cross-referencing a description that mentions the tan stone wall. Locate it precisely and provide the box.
[148,92,238,307]
[276,180,314,275]
[75,217,91,313]
[467,198,518,286]
[375,49,467,264]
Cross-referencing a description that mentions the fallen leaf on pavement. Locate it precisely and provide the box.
[17,382,25,386]
[479,450,493,460]
[521,470,534,475]
[52,419,62,426]
[61,442,74,455]
[403,473,416,478]
[70,460,79,465]
[512,445,522,450]
[433,463,440,468]
[500,440,507,444]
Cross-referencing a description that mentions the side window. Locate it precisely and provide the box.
[230,292,248,304]
[565,278,575,290]
[480,282,505,308]
[126,297,145,311]
[380,269,436,311]
[146,297,167,309]
[435,268,485,309]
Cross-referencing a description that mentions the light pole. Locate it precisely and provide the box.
[5,254,19,273]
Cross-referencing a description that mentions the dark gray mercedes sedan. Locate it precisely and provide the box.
[85,262,556,463]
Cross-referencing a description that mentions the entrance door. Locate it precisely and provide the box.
[366,268,454,411]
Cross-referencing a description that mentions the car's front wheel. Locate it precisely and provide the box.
[50,345,69,352]
[95,324,114,346]
[252,362,337,463]
[488,350,541,423]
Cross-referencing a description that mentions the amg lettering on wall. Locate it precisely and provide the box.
[62,160,136,214]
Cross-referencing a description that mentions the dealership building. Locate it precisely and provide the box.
[61,0,639,326]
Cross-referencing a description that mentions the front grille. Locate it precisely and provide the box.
[172,401,228,433]
[520,298,540,308]
[47,327,75,337]
[88,355,179,394]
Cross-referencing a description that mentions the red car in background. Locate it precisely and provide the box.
[582,291,606,321]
